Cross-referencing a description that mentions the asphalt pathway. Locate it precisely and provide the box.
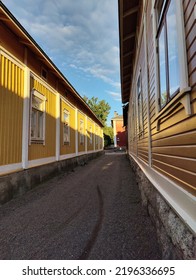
[0,153,161,259]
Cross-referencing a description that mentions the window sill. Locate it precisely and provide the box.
[155,87,192,131]
[30,139,44,145]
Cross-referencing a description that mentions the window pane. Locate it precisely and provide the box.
[64,112,69,123]
[64,124,69,142]
[166,0,180,96]
[137,75,143,132]
[31,109,36,137]
[38,111,43,139]
[63,110,69,143]
[158,25,167,108]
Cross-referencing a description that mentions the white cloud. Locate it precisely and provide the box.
[106,91,121,102]
[3,0,120,92]
[107,91,121,97]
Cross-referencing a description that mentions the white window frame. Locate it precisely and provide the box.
[30,90,46,144]
[154,0,190,112]
[137,72,144,137]
[63,109,70,145]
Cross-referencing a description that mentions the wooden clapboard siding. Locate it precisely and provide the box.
[0,53,24,166]
[138,152,148,163]
[138,138,148,148]
[187,42,195,71]
[151,115,196,141]
[149,0,196,193]
[191,98,196,114]
[183,0,195,23]
[153,153,196,173]
[188,55,196,77]
[152,130,196,147]
[152,146,196,158]
[191,90,196,101]
[157,106,188,130]
[121,0,196,206]
[184,0,196,89]
[153,160,196,194]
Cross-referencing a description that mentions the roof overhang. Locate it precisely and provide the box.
[118,0,141,104]
[0,2,104,128]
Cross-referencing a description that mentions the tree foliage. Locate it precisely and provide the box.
[83,95,114,147]
[103,126,114,147]
[83,95,111,126]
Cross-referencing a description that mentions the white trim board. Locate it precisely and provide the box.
[60,153,76,161]
[28,157,56,168]
[130,153,196,234]
[0,163,23,175]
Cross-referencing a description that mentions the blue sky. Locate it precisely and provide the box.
[3,0,122,125]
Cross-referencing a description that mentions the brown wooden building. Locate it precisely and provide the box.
[119,0,196,259]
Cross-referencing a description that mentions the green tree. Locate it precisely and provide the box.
[83,96,111,125]
[103,126,114,147]
[83,95,113,147]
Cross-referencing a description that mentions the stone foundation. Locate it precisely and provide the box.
[0,151,104,205]
[128,155,196,260]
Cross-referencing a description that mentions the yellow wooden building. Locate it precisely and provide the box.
[0,2,103,201]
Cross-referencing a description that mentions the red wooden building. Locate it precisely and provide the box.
[111,112,127,148]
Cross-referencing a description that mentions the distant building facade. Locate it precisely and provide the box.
[111,112,126,148]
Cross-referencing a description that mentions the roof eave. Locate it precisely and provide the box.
[0,2,104,127]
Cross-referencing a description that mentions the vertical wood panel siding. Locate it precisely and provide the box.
[87,118,94,151]
[28,76,56,160]
[94,124,99,150]
[98,126,102,150]
[0,54,24,165]
[77,111,85,152]
[60,99,76,155]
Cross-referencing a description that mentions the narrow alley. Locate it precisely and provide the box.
[0,153,161,260]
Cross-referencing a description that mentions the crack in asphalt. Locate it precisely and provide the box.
[78,185,104,260]
[28,196,91,259]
